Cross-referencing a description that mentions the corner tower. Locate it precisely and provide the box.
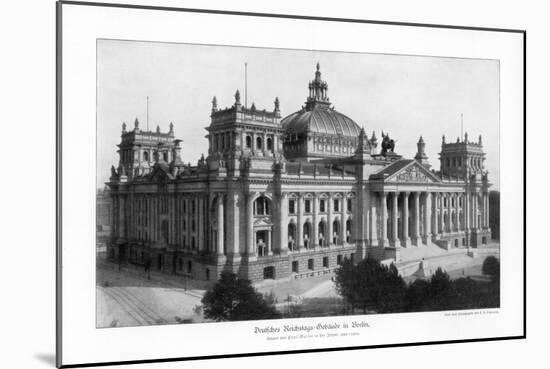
[116,119,176,179]
[206,90,284,177]
[439,133,486,178]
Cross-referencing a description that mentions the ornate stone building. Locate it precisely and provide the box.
[105,64,492,283]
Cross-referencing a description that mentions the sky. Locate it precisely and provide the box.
[97,40,500,189]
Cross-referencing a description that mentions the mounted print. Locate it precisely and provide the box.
[57,1,525,367]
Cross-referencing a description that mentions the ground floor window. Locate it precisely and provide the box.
[350,253,355,263]
[337,254,343,265]
[263,266,275,280]
[292,261,299,273]
[178,258,183,271]
[187,260,192,274]
[206,268,210,281]
[323,256,329,268]
[157,254,163,270]
[454,239,459,247]
[482,236,487,244]
[308,258,314,271]
[462,238,466,246]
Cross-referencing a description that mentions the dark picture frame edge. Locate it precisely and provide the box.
[55,1,527,367]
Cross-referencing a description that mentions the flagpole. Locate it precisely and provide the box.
[245,62,248,108]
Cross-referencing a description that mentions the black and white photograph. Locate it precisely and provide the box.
[97,40,501,328]
[48,1,527,367]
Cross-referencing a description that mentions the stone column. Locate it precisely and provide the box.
[391,192,399,246]
[151,196,155,241]
[267,229,272,255]
[474,194,479,230]
[278,193,289,254]
[312,194,319,247]
[246,193,254,256]
[447,193,453,233]
[216,195,224,256]
[437,193,443,235]
[483,192,489,229]
[401,192,411,247]
[297,194,304,248]
[412,192,421,246]
[251,132,256,155]
[340,196,346,245]
[432,192,439,240]
[380,192,388,246]
[369,193,378,247]
[327,194,333,245]
[198,196,205,251]
[424,192,432,244]
[456,194,464,232]
[240,130,244,152]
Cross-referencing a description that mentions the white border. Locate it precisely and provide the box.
[60,3,524,366]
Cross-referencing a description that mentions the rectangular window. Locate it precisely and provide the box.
[308,258,314,270]
[347,198,352,212]
[337,254,343,265]
[319,199,326,213]
[323,256,329,268]
[333,199,339,212]
[288,199,296,214]
[292,261,299,273]
[305,199,311,213]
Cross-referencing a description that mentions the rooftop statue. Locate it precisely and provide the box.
[380,131,396,155]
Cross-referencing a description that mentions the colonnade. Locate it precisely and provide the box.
[113,193,208,252]
[376,190,490,247]
[111,188,490,260]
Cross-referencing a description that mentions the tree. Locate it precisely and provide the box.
[405,279,430,312]
[482,256,500,282]
[201,271,281,321]
[334,257,406,314]
[427,267,453,310]
[334,257,360,312]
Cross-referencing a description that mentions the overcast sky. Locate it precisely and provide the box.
[97,40,500,189]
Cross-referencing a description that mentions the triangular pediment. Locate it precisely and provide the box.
[253,217,273,227]
[384,161,440,183]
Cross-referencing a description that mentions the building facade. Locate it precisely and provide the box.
[105,64,492,283]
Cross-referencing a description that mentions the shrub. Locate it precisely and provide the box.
[482,256,500,281]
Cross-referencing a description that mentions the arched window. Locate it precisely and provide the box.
[143,151,150,162]
[288,223,297,251]
[303,222,311,248]
[256,137,263,150]
[332,219,340,244]
[254,196,270,216]
[346,219,352,243]
[161,219,169,241]
[163,152,168,162]
[267,137,273,151]
[245,135,252,149]
[318,221,326,246]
